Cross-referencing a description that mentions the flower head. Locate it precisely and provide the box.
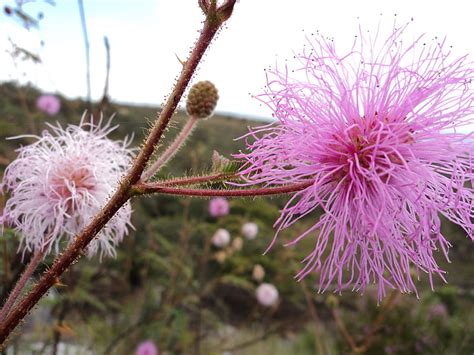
[135,340,159,355]
[211,228,231,248]
[186,80,219,119]
[36,94,61,116]
[1,114,134,257]
[256,283,279,307]
[208,197,230,217]
[238,23,474,299]
[241,222,258,240]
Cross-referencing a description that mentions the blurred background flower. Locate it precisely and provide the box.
[211,228,231,248]
[209,197,230,218]
[252,264,265,282]
[36,94,61,116]
[135,340,158,355]
[256,283,279,307]
[241,222,258,240]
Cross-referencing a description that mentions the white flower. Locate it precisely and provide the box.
[211,228,231,248]
[1,114,134,258]
[256,283,279,307]
[241,222,258,240]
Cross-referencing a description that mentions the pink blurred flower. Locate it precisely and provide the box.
[238,23,474,299]
[428,303,448,319]
[36,94,61,116]
[136,340,158,355]
[211,228,231,248]
[208,197,229,217]
[241,222,258,240]
[1,114,134,257]
[256,283,279,307]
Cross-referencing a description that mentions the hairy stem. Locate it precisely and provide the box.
[0,248,45,321]
[132,181,313,197]
[149,172,239,187]
[0,2,235,344]
[141,115,199,181]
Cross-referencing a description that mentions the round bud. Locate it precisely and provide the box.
[186,80,219,119]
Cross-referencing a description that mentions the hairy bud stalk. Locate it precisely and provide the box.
[142,81,219,181]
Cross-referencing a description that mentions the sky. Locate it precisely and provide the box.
[1,0,474,119]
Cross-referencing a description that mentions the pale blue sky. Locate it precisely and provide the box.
[1,0,474,119]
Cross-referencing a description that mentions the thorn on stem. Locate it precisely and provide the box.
[175,53,186,67]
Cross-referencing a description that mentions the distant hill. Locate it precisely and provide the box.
[0,81,268,176]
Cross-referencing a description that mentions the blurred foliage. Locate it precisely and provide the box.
[0,82,473,354]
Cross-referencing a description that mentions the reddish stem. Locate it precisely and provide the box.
[141,115,199,181]
[152,172,239,187]
[132,181,313,197]
[0,248,45,321]
[330,306,359,352]
[0,2,236,344]
[331,290,399,353]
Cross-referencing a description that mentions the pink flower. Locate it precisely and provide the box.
[238,23,474,299]
[1,114,134,257]
[36,94,61,116]
[256,283,279,307]
[208,197,229,217]
[135,340,158,355]
[211,228,231,248]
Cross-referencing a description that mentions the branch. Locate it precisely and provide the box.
[78,0,91,106]
[94,36,111,119]
[132,181,313,198]
[330,290,399,353]
[141,115,199,181]
[356,290,398,353]
[149,172,240,187]
[0,1,236,344]
[0,248,45,320]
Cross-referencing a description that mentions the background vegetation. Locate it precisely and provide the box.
[0,82,473,354]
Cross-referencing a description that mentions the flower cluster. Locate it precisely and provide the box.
[238,23,474,299]
[1,114,134,258]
